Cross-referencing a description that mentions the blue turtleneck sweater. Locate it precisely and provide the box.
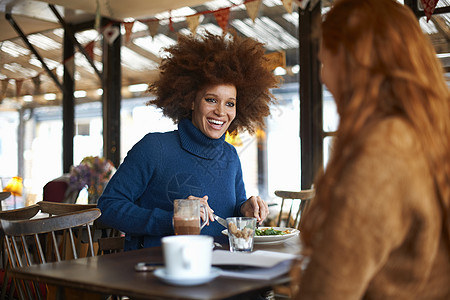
[97,119,247,250]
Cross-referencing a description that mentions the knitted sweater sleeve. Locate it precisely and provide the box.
[297,119,428,299]
[97,134,173,237]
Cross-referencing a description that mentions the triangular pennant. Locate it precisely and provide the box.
[214,7,230,32]
[245,0,262,23]
[15,79,24,97]
[420,0,439,21]
[32,75,41,95]
[144,20,159,38]
[103,24,120,45]
[169,17,174,32]
[51,68,59,80]
[282,0,293,14]
[186,15,200,34]
[263,51,286,71]
[123,21,134,43]
[84,41,95,60]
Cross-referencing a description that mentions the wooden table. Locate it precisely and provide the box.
[9,235,302,300]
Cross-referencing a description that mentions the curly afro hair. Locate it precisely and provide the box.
[147,31,280,134]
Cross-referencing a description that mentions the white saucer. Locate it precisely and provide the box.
[154,267,221,286]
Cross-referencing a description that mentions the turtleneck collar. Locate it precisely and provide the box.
[178,119,225,160]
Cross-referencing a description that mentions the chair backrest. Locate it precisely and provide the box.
[97,236,125,255]
[93,218,124,255]
[42,174,79,204]
[0,204,42,299]
[37,201,97,216]
[0,204,40,221]
[37,201,124,254]
[1,208,101,300]
[274,189,315,229]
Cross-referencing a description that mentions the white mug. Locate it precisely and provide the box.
[162,235,213,278]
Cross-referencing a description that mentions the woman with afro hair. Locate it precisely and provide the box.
[98,31,279,250]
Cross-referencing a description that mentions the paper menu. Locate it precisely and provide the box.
[212,250,300,280]
[212,250,298,267]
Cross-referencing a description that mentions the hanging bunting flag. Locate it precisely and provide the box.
[103,23,120,45]
[169,18,175,32]
[168,10,175,32]
[214,7,230,32]
[421,0,439,21]
[144,20,159,38]
[123,21,134,44]
[15,79,24,98]
[294,0,311,10]
[84,41,95,60]
[32,75,41,95]
[186,14,200,34]
[282,0,293,14]
[263,51,286,71]
[51,68,59,81]
[245,0,262,23]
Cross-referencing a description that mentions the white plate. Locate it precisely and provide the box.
[222,227,299,244]
[154,267,221,286]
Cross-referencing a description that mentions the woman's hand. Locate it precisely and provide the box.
[187,195,215,225]
[240,196,269,224]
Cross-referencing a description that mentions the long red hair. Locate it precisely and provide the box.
[302,0,450,246]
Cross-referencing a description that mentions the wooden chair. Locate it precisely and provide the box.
[93,219,124,255]
[271,190,314,300]
[274,189,315,229]
[1,208,101,300]
[0,204,40,221]
[0,204,41,300]
[97,236,125,255]
[37,201,124,255]
[37,201,96,216]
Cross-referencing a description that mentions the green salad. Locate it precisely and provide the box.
[255,227,290,236]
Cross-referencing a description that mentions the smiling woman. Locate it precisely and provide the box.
[97,31,280,251]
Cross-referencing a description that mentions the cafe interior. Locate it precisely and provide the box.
[0,0,449,298]
[0,0,448,209]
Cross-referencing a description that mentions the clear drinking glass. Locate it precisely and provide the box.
[173,199,207,235]
[226,217,256,252]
